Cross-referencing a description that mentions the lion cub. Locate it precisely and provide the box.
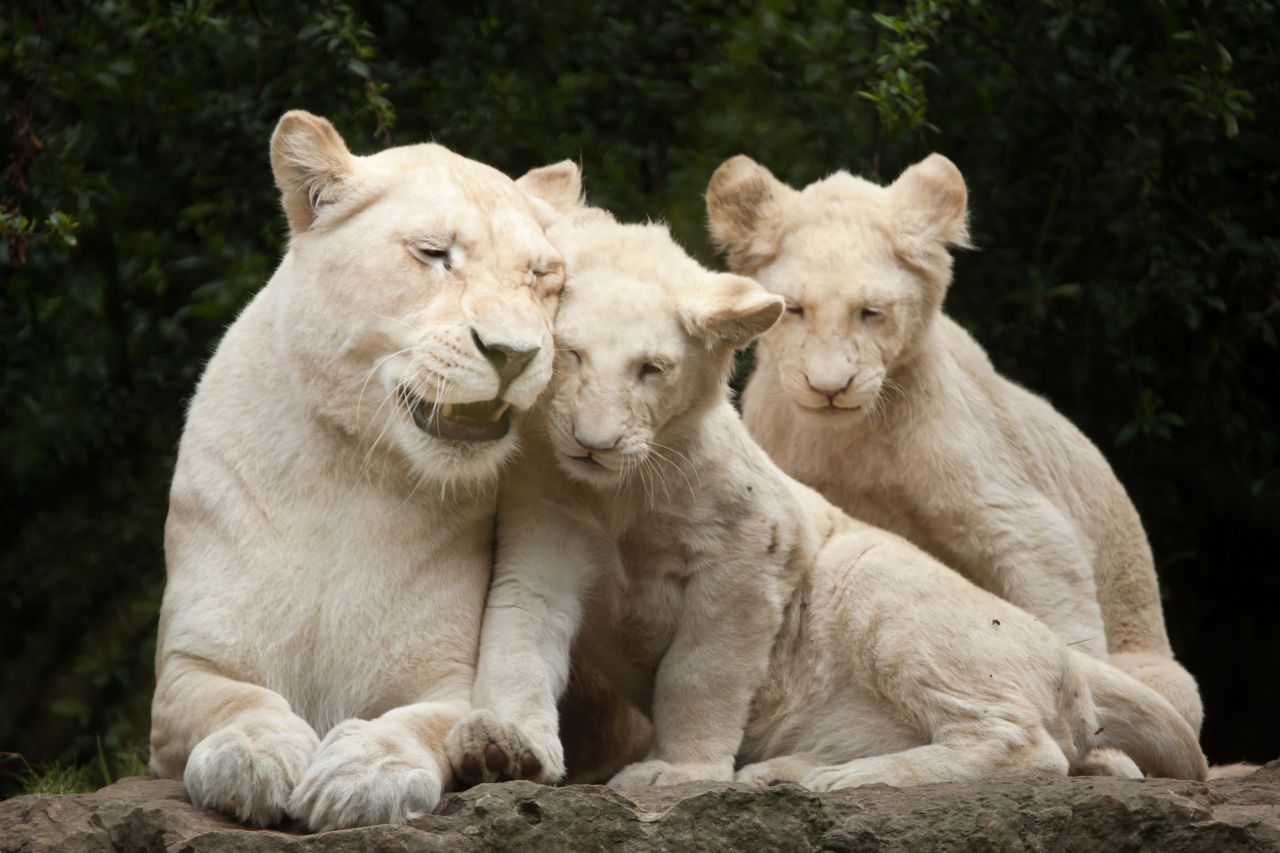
[444,213,1205,791]
[707,154,1202,735]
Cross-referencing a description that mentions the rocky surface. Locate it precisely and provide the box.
[2,763,1278,852]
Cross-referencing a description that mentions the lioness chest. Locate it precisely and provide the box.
[165,461,495,734]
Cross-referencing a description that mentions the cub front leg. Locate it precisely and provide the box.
[150,661,319,827]
[448,494,592,787]
[288,700,463,831]
[960,491,1108,658]
[609,557,787,788]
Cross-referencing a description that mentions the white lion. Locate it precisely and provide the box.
[444,213,1206,793]
[148,110,580,830]
[706,153,1203,735]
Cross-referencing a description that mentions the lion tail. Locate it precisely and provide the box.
[1075,651,1208,781]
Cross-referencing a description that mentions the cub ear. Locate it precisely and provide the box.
[684,273,786,349]
[889,153,972,257]
[517,160,583,216]
[270,110,356,234]
[706,155,795,274]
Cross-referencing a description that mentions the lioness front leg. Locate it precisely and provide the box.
[150,660,320,827]
[609,560,786,788]
[288,700,463,831]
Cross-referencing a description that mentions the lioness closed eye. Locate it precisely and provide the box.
[149,111,580,830]
[707,153,1203,736]
[446,210,1206,795]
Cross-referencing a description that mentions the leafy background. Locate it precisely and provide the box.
[2,0,1277,794]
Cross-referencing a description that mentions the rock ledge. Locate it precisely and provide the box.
[2,762,1279,851]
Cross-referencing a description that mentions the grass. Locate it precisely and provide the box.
[1,739,150,797]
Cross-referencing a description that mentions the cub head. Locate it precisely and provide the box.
[269,110,580,483]
[544,215,783,488]
[706,153,970,420]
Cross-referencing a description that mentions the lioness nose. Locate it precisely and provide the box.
[472,329,539,384]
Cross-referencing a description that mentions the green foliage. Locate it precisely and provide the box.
[861,1,953,133]
[1,739,147,795]
[2,756,96,796]
[2,0,1277,793]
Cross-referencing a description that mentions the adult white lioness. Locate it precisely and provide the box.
[706,154,1203,735]
[444,213,1206,792]
[149,111,580,830]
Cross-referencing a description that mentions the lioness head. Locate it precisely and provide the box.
[706,154,970,420]
[269,111,580,482]
[544,214,783,487]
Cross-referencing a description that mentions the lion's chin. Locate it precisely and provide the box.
[792,398,870,423]
[555,451,624,489]
[397,420,522,487]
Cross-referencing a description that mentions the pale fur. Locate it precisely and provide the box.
[447,216,1207,794]
[707,153,1203,734]
[149,110,581,830]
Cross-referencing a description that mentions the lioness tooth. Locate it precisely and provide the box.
[442,403,454,418]
[490,401,511,422]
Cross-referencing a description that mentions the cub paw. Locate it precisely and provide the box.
[184,712,319,826]
[734,755,814,787]
[1073,747,1143,779]
[800,765,858,792]
[287,718,444,831]
[607,758,732,789]
[445,708,564,787]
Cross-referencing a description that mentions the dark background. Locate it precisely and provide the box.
[2,1,1277,793]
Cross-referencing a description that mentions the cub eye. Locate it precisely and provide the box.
[785,303,805,318]
[565,349,582,365]
[530,263,565,296]
[410,245,452,271]
[639,361,666,379]
[861,307,883,320]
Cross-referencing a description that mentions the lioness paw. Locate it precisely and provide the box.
[184,713,319,826]
[445,708,564,786]
[287,718,444,831]
[607,758,732,789]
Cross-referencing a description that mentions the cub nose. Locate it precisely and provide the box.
[573,428,620,453]
[472,329,539,385]
[804,373,854,400]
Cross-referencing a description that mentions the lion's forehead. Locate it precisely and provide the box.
[763,222,908,302]
[364,146,551,255]
[559,276,683,350]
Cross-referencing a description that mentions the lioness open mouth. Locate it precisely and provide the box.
[401,388,512,443]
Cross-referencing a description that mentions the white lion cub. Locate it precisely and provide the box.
[149,111,580,830]
[707,153,1203,735]
[445,213,1206,791]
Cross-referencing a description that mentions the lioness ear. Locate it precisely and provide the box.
[685,273,785,349]
[270,111,355,234]
[889,153,972,258]
[706,155,795,274]
[516,160,583,215]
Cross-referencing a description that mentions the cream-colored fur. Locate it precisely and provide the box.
[707,153,1203,734]
[149,110,581,830]
[446,215,1206,794]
